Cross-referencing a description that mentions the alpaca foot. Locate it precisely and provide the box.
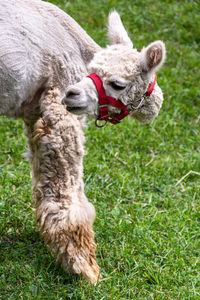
[61,252,100,284]
[72,255,100,284]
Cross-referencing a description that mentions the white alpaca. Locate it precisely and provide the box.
[0,0,165,283]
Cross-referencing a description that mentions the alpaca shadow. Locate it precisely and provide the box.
[0,228,79,285]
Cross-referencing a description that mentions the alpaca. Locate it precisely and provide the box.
[0,0,165,283]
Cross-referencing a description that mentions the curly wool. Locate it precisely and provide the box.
[25,89,100,283]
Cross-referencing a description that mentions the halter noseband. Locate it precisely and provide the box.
[87,73,157,127]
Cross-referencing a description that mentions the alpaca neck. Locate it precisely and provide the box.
[60,12,101,63]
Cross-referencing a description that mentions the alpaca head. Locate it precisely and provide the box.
[62,11,166,119]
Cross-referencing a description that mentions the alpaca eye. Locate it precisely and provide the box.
[109,82,126,91]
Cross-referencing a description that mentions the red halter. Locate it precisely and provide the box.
[87,73,157,127]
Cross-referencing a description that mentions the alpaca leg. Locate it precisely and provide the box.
[24,92,100,283]
[35,197,100,283]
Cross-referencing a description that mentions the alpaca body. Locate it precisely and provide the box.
[0,0,99,119]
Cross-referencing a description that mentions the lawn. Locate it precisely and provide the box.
[0,0,200,299]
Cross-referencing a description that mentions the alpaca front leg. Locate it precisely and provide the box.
[34,196,100,283]
[25,89,100,283]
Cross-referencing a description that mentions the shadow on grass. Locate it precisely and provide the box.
[0,228,78,286]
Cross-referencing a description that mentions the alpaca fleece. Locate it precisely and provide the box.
[25,89,100,283]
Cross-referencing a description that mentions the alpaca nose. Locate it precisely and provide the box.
[66,89,80,99]
[66,86,82,99]
[62,86,82,106]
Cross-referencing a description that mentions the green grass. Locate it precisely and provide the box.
[0,0,200,299]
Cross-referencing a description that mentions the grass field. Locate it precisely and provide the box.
[0,0,200,299]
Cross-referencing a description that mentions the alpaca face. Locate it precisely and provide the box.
[62,12,166,118]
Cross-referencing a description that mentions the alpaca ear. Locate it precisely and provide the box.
[107,11,133,47]
[140,41,166,74]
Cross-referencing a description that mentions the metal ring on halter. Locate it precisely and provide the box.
[95,118,107,128]
[130,95,146,110]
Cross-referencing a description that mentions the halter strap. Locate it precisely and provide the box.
[87,73,157,127]
[146,73,157,96]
